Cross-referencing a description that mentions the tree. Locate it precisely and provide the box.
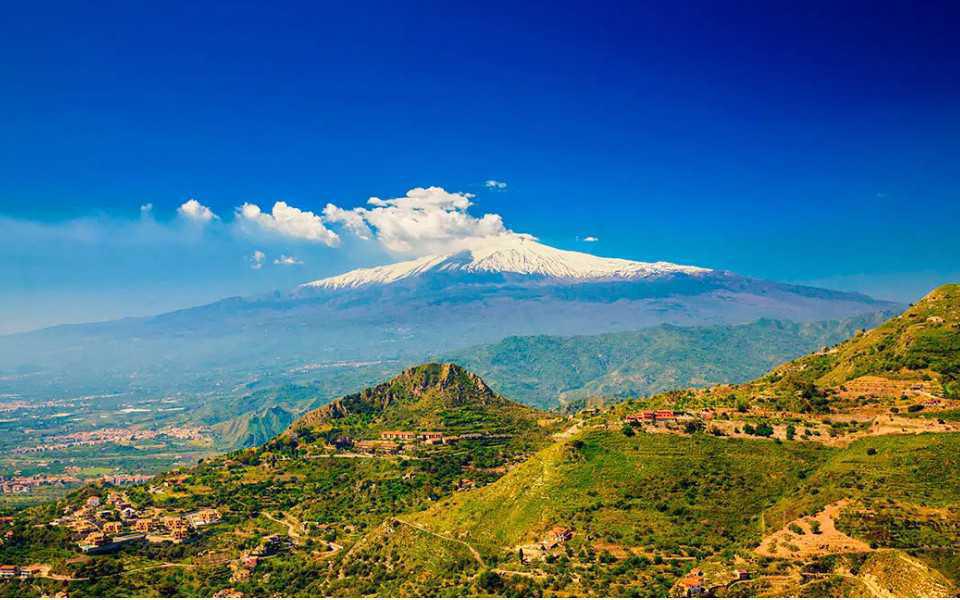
[477,570,502,592]
[755,422,774,437]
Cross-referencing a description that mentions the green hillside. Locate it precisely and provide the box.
[334,428,960,597]
[444,313,893,409]
[625,284,960,413]
[763,284,960,398]
[212,405,296,448]
[290,363,550,442]
[2,288,959,598]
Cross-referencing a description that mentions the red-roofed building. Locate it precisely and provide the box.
[380,431,416,441]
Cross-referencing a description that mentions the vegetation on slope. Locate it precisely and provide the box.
[622,285,960,413]
[444,313,892,409]
[761,284,960,400]
[0,364,561,597]
[333,430,831,596]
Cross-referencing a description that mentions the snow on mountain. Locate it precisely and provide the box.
[301,235,711,290]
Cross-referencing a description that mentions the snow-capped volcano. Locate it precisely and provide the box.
[301,236,711,290]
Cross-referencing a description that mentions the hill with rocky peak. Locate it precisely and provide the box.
[290,363,545,437]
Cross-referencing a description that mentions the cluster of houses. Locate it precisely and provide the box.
[56,491,221,553]
[0,564,45,579]
[624,409,717,425]
[0,474,83,495]
[0,473,154,497]
[341,430,506,455]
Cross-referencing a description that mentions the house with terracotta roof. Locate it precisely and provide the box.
[380,431,416,441]
[676,569,704,597]
[0,565,18,578]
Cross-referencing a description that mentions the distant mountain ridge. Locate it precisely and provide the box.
[0,239,900,408]
[443,311,895,409]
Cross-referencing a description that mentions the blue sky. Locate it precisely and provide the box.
[1,1,959,333]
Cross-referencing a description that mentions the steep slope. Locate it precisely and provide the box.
[337,428,821,596]
[444,312,893,409]
[762,283,960,398]
[335,429,960,596]
[625,284,959,413]
[290,363,548,438]
[212,405,296,448]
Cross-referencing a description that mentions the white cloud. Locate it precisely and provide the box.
[273,254,303,265]
[249,250,266,270]
[177,198,217,223]
[238,201,340,246]
[582,236,599,242]
[322,203,372,239]
[140,203,153,216]
[484,179,508,190]
[323,186,514,255]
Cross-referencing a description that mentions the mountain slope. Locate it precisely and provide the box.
[621,284,960,413]
[2,289,959,598]
[444,312,893,409]
[0,365,564,597]
[340,427,960,596]
[290,363,547,438]
[0,240,898,409]
[212,405,296,448]
[762,284,960,397]
[300,236,710,289]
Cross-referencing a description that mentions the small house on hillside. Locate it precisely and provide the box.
[19,564,43,578]
[676,570,704,597]
[380,431,416,441]
[102,521,122,535]
[186,509,221,528]
[543,526,573,549]
[0,565,18,578]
